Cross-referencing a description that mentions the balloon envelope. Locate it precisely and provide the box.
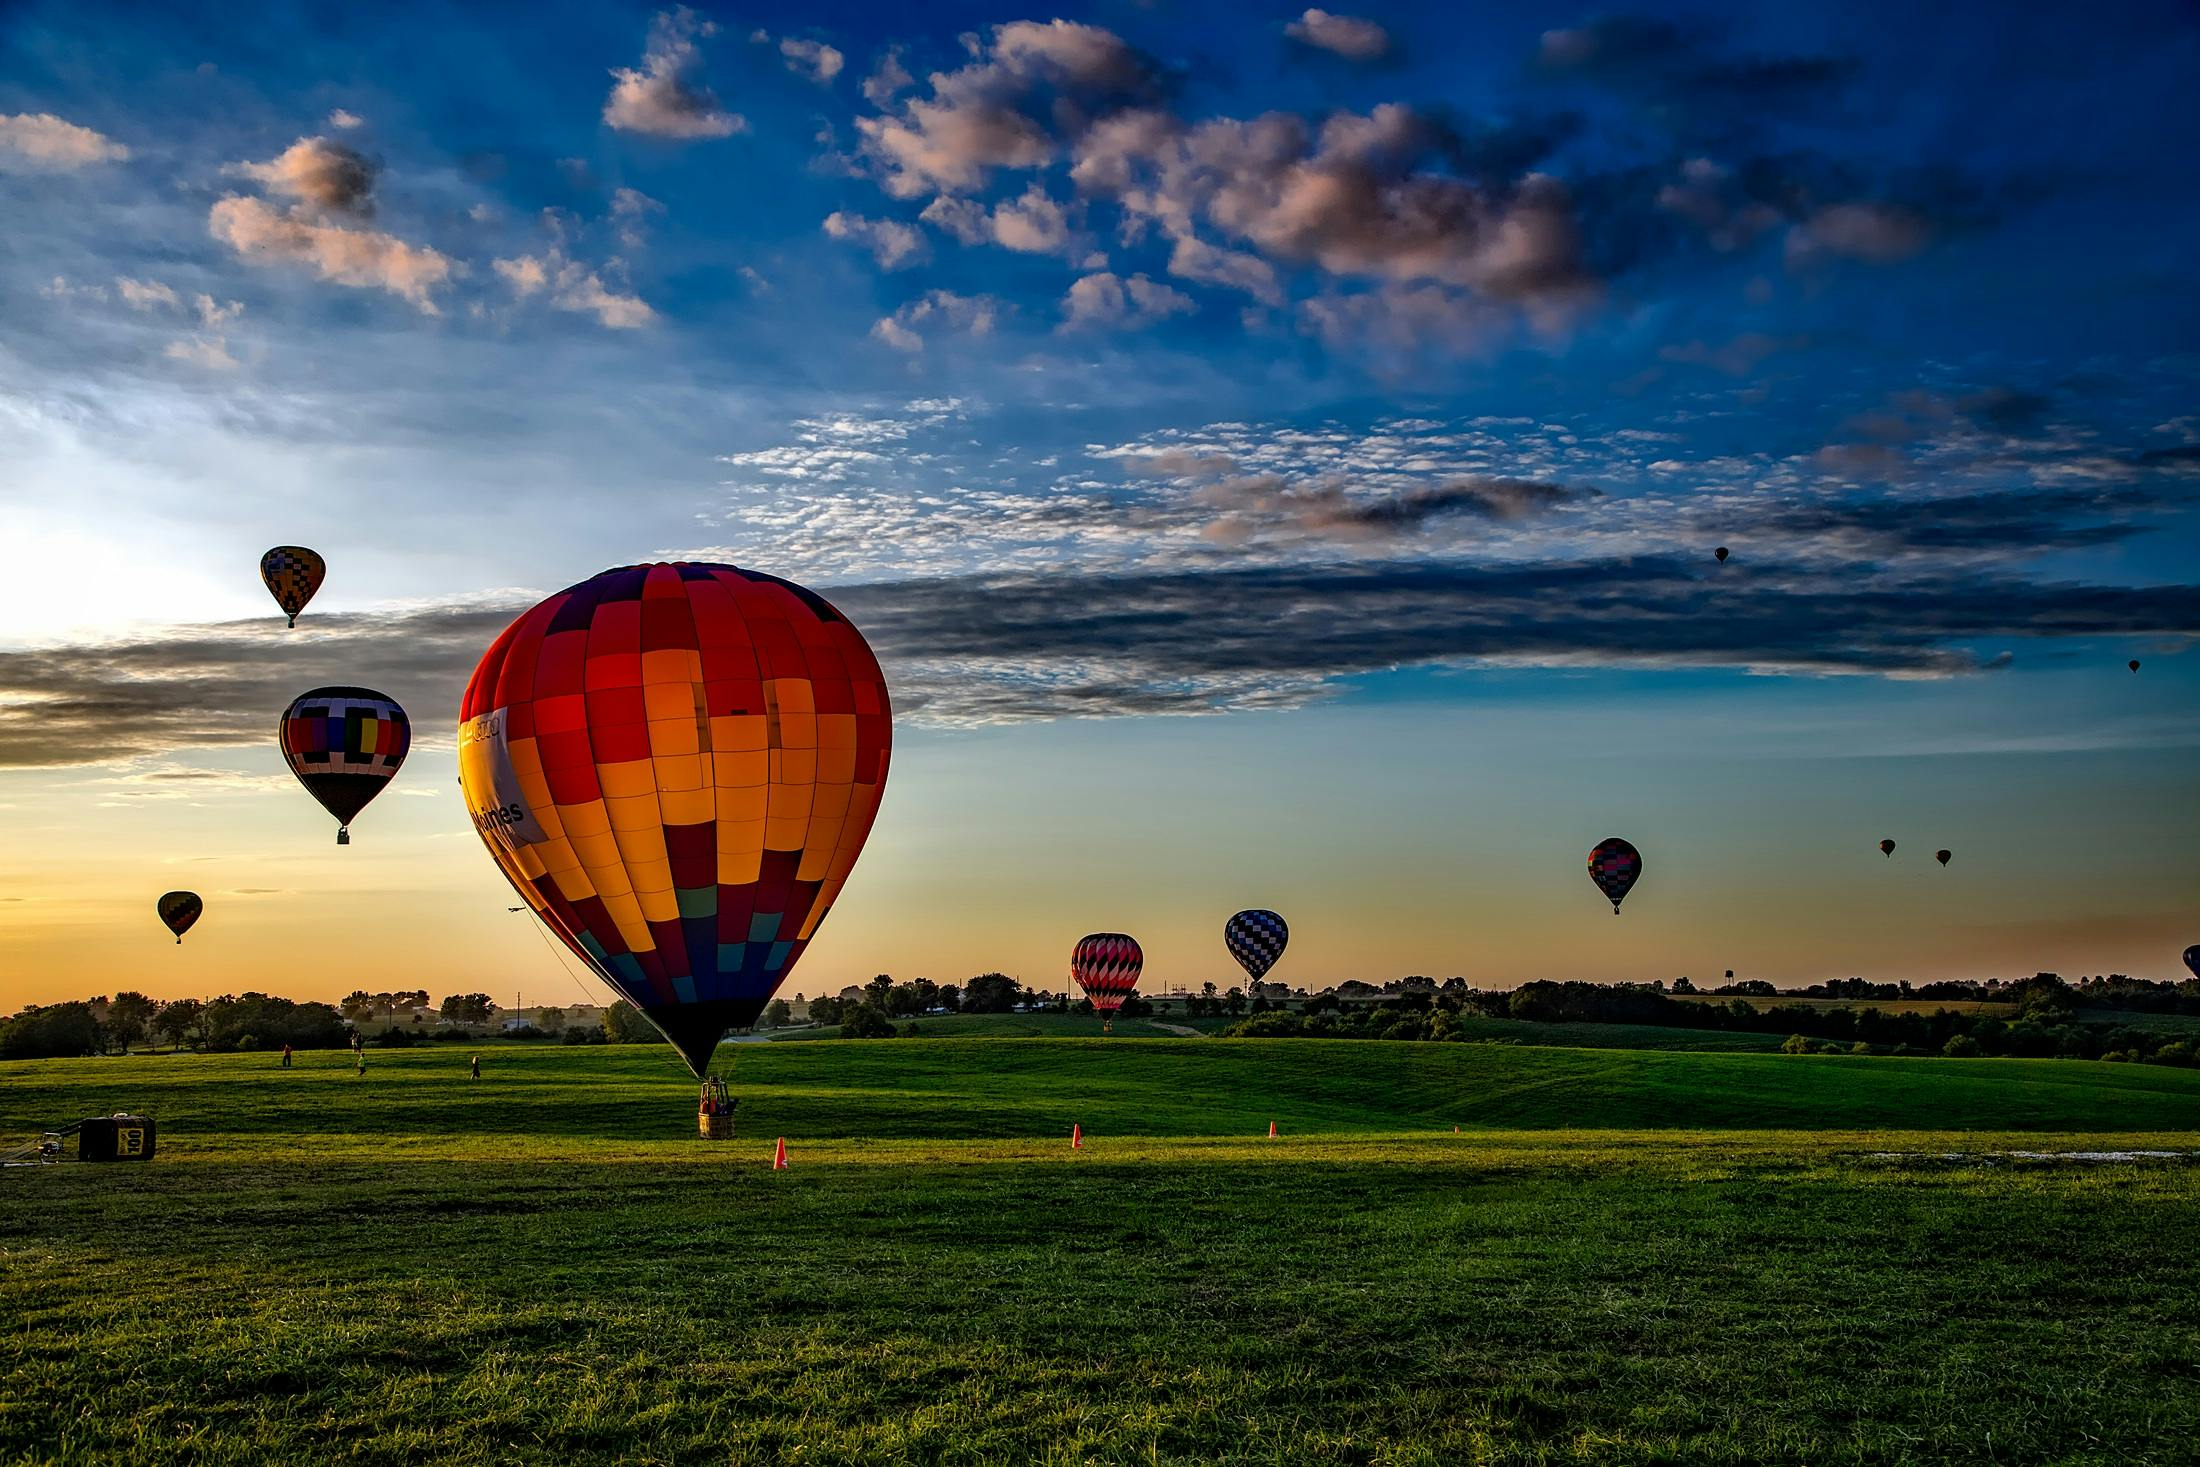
[1224,909,1289,983]
[1714,546,1729,562]
[1072,933,1144,1016]
[1936,849,1952,866]
[281,687,409,841]
[458,563,892,1078]
[259,546,325,628]
[2185,945,2199,982]
[2130,660,2141,672]
[157,890,202,943]
[1879,839,1897,856]
[1587,838,1641,913]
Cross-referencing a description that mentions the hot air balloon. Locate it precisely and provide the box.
[259,546,325,629]
[1072,933,1144,1031]
[1587,838,1641,914]
[1879,839,1896,857]
[157,891,202,944]
[1224,909,1289,983]
[1936,849,1952,866]
[2129,660,2141,673]
[280,687,409,845]
[2185,945,2199,981]
[1714,546,1730,563]
[457,563,892,1079]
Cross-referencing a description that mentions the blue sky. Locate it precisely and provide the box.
[1,1,2196,1003]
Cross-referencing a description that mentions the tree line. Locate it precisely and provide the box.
[1223,973,2200,1064]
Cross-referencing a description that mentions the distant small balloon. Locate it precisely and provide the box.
[2129,660,2141,673]
[157,890,202,944]
[2185,945,2199,981]
[259,546,326,629]
[1879,839,1897,857]
[1714,546,1730,563]
[1936,849,1952,866]
[1587,837,1642,914]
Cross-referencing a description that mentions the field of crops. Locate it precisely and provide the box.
[4,1039,2197,1464]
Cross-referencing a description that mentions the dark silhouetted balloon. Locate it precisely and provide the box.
[1072,933,1144,1030]
[2129,660,2141,673]
[1936,849,1952,866]
[457,563,893,1079]
[2185,945,2199,981]
[259,546,325,629]
[1879,839,1897,857]
[1714,546,1730,563]
[281,687,409,845]
[157,891,202,944]
[1587,837,1641,914]
[1224,909,1289,983]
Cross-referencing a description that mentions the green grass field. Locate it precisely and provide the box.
[4,1039,2198,1464]
[773,1010,1785,1049]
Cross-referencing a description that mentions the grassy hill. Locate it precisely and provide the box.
[3,1041,2196,1464]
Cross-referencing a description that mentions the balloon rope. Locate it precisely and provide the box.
[517,910,613,1010]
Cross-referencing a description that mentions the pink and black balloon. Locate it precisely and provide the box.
[1587,838,1642,915]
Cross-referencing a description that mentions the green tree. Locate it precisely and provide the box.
[807,995,846,1026]
[601,1000,656,1044]
[440,993,497,1024]
[761,999,793,1029]
[839,1004,895,1039]
[106,992,156,1052]
[0,1003,104,1060]
[153,998,205,1051]
[1943,1033,1983,1058]
[962,973,1023,1013]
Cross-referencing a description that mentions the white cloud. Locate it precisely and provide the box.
[0,112,129,170]
[164,338,240,371]
[494,251,654,329]
[233,135,376,214]
[327,108,364,130]
[1285,9,1392,61]
[115,278,179,312]
[823,211,928,269]
[605,7,745,139]
[779,37,845,84]
[871,290,1000,351]
[208,195,453,311]
[1062,271,1194,330]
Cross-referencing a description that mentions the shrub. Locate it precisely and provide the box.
[1942,1034,1983,1058]
[2148,1041,2193,1067]
[1850,1041,1875,1056]
[1781,1033,1814,1055]
[838,1004,895,1039]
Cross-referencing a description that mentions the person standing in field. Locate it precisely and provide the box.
[355,1049,366,1077]
[469,1055,480,1079]
[280,1043,292,1069]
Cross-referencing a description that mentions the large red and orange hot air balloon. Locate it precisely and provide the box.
[458,563,891,1077]
[1072,933,1143,1031]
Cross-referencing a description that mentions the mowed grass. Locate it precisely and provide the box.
[3,1041,2199,1465]
[775,1010,1783,1049]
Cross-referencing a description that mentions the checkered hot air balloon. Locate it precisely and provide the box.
[1072,933,1143,1031]
[157,891,202,944]
[457,563,892,1079]
[259,546,325,628]
[1587,837,1641,915]
[280,687,409,845]
[1224,909,1289,983]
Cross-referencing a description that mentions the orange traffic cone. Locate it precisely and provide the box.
[1071,1123,1082,1149]
[1267,1120,1277,1138]
[772,1137,787,1170]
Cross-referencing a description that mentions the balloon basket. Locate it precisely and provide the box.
[697,1076,735,1140]
[337,827,350,846]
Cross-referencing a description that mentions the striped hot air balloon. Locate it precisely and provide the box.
[1072,933,1143,1031]
[280,687,409,845]
[457,563,892,1078]
[157,891,202,944]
